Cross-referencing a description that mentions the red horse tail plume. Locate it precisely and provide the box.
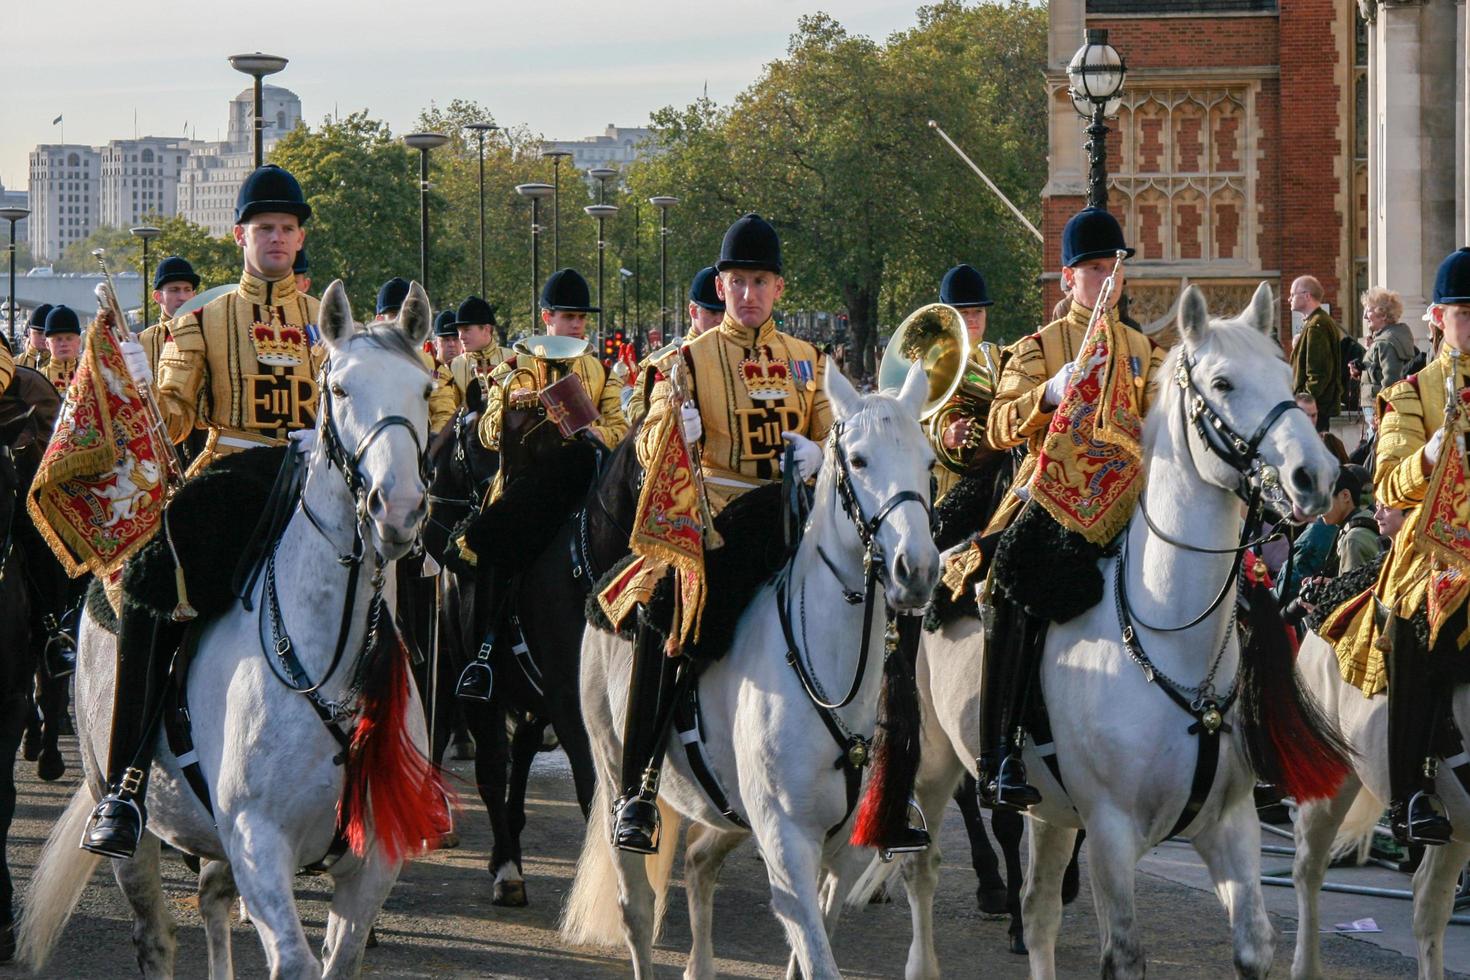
[1237,577,1353,802]
[851,616,924,850]
[341,620,456,862]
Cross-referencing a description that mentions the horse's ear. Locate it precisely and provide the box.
[824,359,862,420]
[319,280,359,346]
[399,281,433,347]
[897,362,927,419]
[1177,284,1210,347]
[1243,281,1276,337]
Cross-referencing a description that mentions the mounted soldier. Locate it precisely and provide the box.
[441,295,512,422]
[624,264,724,428]
[18,304,52,371]
[80,162,321,858]
[41,305,83,396]
[427,309,463,432]
[137,256,200,379]
[945,207,1164,810]
[929,263,1001,505]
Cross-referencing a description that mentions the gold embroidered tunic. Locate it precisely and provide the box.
[931,341,1001,502]
[156,271,321,472]
[16,345,47,372]
[429,346,512,431]
[42,356,77,396]
[138,318,173,380]
[477,350,626,452]
[638,314,832,514]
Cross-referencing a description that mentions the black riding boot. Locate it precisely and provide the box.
[1385,616,1452,846]
[613,609,680,854]
[977,601,1042,811]
[81,606,180,858]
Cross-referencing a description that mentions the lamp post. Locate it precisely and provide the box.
[0,207,28,346]
[619,267,632,339]
[587,167,618,204]
[541,149,572,268]
[649,196,678,340]
[1066,29,1127,211]
[465,122,499,298]
[228,52,289,169]
[403,132,449,294]
[515,182,555,332]
[585,203,618,350]
[130,225,161,327]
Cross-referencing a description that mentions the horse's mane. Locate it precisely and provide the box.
[345,322,432,374]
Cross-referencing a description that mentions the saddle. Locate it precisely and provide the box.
[459,438,598,573]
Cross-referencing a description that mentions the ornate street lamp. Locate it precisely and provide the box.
[541,149,572,268]
[1066,29,1127,211]
[465,122,499,299]
[649,196,678,339]
[0,207,29,346]
[228,52,289,169]
[403,132,450,294]
[587,167,618,204]
[585,203,619,349]
[515,182,555,332]
[130,225,162,327]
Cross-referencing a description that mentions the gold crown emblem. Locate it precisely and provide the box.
[252,318,307,367]
[740,350,791,401]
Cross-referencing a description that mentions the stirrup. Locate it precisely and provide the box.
[1403,790,1453,846]
[879,799,932,860]
[80,793,145,859]
[612,794,661,855]
[455,657,493,702]
[992,753,1041,812]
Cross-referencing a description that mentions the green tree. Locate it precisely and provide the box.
[54,216,240,317]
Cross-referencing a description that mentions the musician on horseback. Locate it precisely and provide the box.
[137,256,200,379]
[81,163,322,858]
[1361,246,1470,845]
[956,207,1163,810]
[18,304,51,371]
[437,295,512,424]
[608,213,840,853]
[623,264,725,428]
[427,310,463,431]
[930,263,1000,505]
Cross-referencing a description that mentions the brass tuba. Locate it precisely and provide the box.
[878,303,995,473]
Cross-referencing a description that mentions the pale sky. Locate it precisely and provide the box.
[0,1,925,191]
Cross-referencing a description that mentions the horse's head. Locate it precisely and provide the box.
[316,279,434,560]
[819,363,940,610]
[1166,282,1337,519]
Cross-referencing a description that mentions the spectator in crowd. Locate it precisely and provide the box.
[1352,286,1417,409]
[1290,275,1343,430]
[1278,464,1379,613]
[1295,391,1350,464]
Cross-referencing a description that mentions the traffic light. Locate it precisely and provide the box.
[602,327,627,363]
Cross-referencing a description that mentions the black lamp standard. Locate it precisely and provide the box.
[0,208,29,346]
[585,203,618,350]
[541,149,572,268]
[228,52,289,169]
[465,122,499,298]
[130,225,161,327]
[649,196,678,341]
[403,132,450,295]
[619,267,632,338]
[1066,29,1127,210]
[515,182,554,332]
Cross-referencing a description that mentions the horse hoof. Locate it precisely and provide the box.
[437,830,461,850]
[37,748,65,782]
[492,880,528,907]
[21,730,40,762]
[977,885,1009,916]
[366,927,379,949]
[1008,932,1027,956]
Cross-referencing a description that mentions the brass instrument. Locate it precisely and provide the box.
[878,303,993,473]
[92,249,188,493]
[481,335,592,450]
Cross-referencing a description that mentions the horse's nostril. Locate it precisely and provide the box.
[367,487,387,520]
[895,553,911,580]
[1291,465,1315,493]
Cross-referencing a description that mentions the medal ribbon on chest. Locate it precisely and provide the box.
[740,346,792,401]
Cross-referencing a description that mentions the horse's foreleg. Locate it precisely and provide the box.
[1411,839,1470,980]
[952,776,1007,912]
[545,685,597,817]
[1079,811,1147,980]
[110,833,177,980]
[992,807,1028,953]
[198,858,238,980]
[756,820,840,980]
[227,823,321,980]
[1190,793,1273,980]
[1290,781,1361,980]
[1022,817,1077,980]
[463,698,513,894]
[897,740,966,980]
[684,822,743,980]
[494,716,542,907]
[35,672,67,782]
[322,855,400,980]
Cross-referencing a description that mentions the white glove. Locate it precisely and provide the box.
[781,431,823,481]
[119,340,152,386]
[1042,361,1076,409]
[1425,428,1446,467]
[680,401,703,444]
[288,427,319,455]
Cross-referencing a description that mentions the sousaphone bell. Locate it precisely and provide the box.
[878,303,993,473]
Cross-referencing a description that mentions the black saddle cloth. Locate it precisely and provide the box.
[122,445,290,620]
[587,481,790,662]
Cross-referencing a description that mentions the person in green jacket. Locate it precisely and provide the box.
[1290,275,1343,430]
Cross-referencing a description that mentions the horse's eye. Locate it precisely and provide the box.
[850,453,868,469]
[330,382,347,397]
[1211,377,1233,393]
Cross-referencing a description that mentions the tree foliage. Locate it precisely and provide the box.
[56,215,242,312]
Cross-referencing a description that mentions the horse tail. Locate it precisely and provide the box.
[560,785,681,948]
[1330,784,1386,863]
[851,617,922,850]
[18,787,102,969]
[1238,578,1353,802]
[342,621,455,863]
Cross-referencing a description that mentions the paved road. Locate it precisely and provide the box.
[5,739,1462,978]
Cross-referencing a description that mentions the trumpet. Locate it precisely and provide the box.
[92,249,188,493]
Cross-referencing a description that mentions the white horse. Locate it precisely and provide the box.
[889,283,1342,978]
[20,280,439,980]
[1291,631,1470,979]
[562,364,940,979]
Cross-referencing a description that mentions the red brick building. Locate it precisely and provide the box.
[1043,0,1368,341]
